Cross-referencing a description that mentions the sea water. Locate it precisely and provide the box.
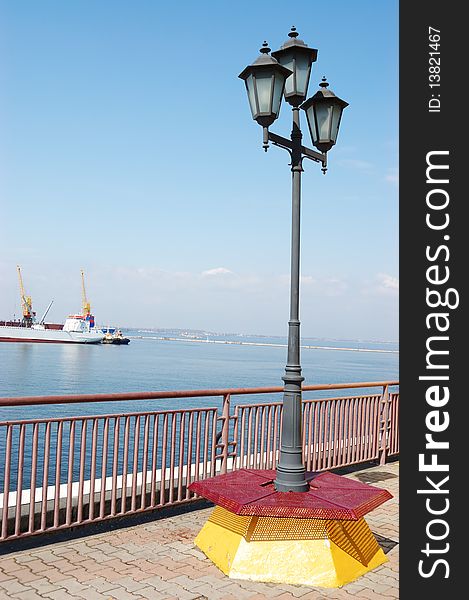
[0,332,398,490]
[0,331,398,420]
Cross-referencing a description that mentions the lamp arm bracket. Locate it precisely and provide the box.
[267,131,293,152]
[264,131,293,160]
[266,130,293,160]
[301,145,327,165]
[267,131,327,170]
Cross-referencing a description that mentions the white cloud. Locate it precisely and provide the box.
[375,273,399,295]
[378,273,399,291]
[201,267,233,277]
[360,273,399,298]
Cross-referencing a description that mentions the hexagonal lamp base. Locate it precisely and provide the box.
[195,506,387,588]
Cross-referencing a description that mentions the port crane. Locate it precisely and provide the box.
[16,265,35,325]
[80,269,91,317]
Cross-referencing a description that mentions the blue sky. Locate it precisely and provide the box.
[0,0,398,340]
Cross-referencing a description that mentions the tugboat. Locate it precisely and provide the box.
[101,328,130,345]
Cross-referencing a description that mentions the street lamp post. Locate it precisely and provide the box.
[239,28,348,493]
[191,34,391,585]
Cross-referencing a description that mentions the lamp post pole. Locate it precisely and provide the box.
[274,106,309,492]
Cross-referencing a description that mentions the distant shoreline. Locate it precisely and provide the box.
[130,335,399,354]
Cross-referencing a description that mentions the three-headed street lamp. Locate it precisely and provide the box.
[190,32,390,586]
[239,28,348,493]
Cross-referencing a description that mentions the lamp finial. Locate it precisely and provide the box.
[320,77,329,88]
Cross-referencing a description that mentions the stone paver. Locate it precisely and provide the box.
[0,461,399,599]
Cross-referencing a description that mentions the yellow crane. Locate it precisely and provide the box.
[80,269,91,316]
[16,265,35,325]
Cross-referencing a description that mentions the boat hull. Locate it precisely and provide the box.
[0,326,103,344]
[102,337,130,345]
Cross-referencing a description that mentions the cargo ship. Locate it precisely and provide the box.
[0,267,104,344]
[0,316,104,344]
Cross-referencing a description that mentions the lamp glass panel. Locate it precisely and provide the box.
[305,106,318,143]
[278,50,295,95]
[315,103,333,141]
[245,74,258,118]
[330,104,343,142]
[295,53,311,97]
[255,72,274,113]
[272,72,285,116]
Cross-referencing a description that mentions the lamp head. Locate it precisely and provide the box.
[271,27,318,107]
[239,42,292,127]
[301,77,349,152]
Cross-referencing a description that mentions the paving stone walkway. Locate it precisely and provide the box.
[0,461,399,600]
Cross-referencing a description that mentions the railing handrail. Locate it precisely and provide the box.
[0,406,220,427]
[0,381,399,407]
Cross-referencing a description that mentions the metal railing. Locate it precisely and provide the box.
[0,381,398,543]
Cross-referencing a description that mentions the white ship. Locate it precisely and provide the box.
[0,316,104,344]
[0,267,104,344]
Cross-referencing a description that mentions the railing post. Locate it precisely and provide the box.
[220,394,231,474]
[379,385,390,465]
[232,405,239,471]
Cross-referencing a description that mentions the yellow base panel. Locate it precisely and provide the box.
[194,506,387,588]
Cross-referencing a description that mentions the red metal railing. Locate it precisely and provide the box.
[0,381,398,543]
